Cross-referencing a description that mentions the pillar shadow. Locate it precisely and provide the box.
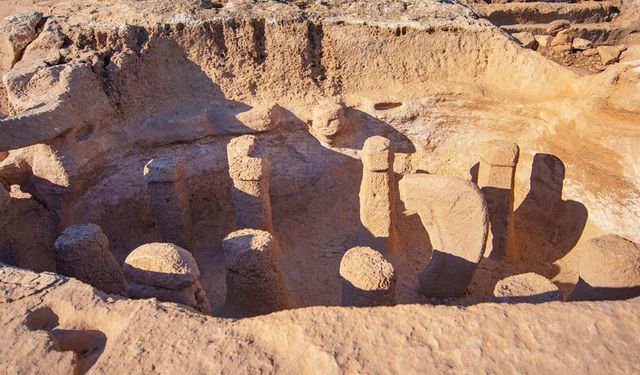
[506,153,588,295]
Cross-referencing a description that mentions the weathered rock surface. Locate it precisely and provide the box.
[340,246,396,307]
[53,224,127,296]
[569,235,640,301]
[359,136,397,253]
[123,243,199,290]
[0,12,43,70]
[144,157,193,249]
[123,242,210,313]
[478,140,519,260]
[597,45,621,65]
[494,273,562,303]
[512,32,537,49]
[3,265,640,374]
[222,229,289,316]
[399,174,489,297]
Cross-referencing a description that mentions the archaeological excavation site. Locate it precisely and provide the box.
[1,0,640,373]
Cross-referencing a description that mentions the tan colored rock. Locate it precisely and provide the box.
[5,265,640,374]
[494,273,561,303]
[227,135,273,232]
[478,140,519,260]
[546,19,570,35]
[339,246,396,307]
[222,229,289,316]
[550,30,573,47]
[512,32,537,50]
[53,224,127,295]
[144,156,193,249]
[359,136,397,253]
[122,243,199,289]
[534,35,552,48]
[572,38,592,51]
[569,235,640,301]
[597,46,621,65]
[123,242,210,313]
[399,174,488,297]
[310,99,347,145]
[0,12,43,70]
[235,104,279,132]
[583,48,598,57]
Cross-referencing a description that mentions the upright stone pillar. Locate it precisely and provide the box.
[478,140,519,260]
[144,156,192,250]
[222,229,289,317]
[359,136,396,253]
[227,135,273,232]
[53,224,128,295]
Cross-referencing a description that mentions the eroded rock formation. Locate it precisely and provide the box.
[399,174,489,297]
[340,246,396,307]
[123,242,210,313]
[222,229,289,316]
[53,224,127,296]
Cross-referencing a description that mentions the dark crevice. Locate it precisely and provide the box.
[252,19,267,65]
[306,21,327,85]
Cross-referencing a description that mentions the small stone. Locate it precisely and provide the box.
[534,35,552,48]
[597,46,621,65]
[494,273,561,303]
[572,38,592,51]
[546,20,570,35]
[550,30,573,47]
[583,48,598,57]
[512,32,537,50]
[553,44,572,53]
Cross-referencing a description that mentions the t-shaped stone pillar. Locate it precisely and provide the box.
[222,229,289,317]
[144,156,193,250]
[478,140,519,261]
[340,246,397,307]
[227,135,273,232]
[53,224,128,295]
[358,136,396,253]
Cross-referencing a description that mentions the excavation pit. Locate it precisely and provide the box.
[1,0,640,372]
